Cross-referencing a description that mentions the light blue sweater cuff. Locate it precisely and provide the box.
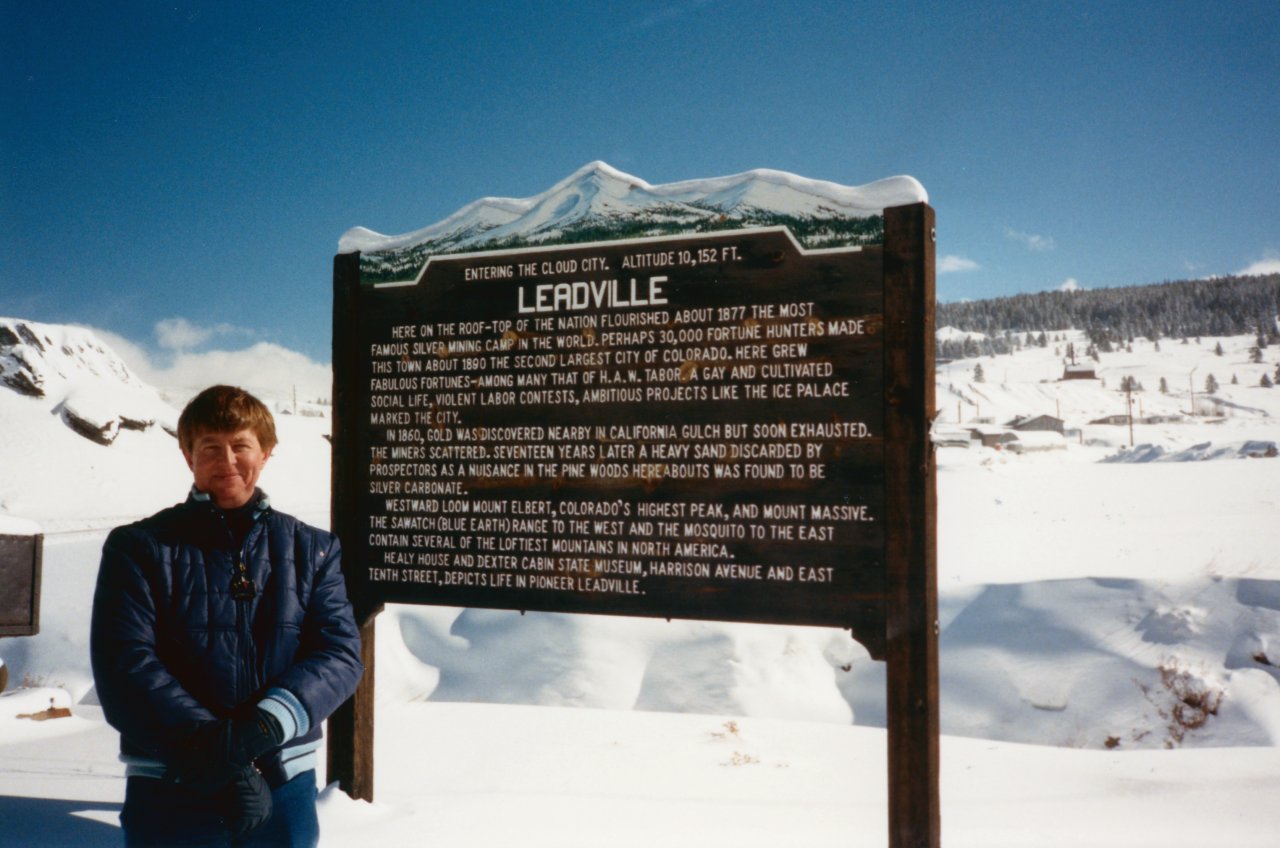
[258,687,310,742]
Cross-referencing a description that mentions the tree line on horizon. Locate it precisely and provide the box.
[936,274,1280,360]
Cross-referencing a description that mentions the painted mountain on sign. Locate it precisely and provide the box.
[339,162,927,284]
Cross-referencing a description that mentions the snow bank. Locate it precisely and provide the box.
[1104,440,1278,462]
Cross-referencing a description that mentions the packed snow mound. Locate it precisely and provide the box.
[386,606,857,723]
[939,575,1280,748]
[0,317,176,444]
[338,161,927,255]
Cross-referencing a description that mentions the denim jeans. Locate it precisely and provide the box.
[120,770,319,847]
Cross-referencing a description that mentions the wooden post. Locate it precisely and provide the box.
[327,250,380,800]
[327,606,380,800]
[882,202,940,848]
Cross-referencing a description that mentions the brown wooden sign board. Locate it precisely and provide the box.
[0,533,42,638]
[330,202,938,848]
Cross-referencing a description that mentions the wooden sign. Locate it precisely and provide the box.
[335,226,893,651]
[330,202,937,848]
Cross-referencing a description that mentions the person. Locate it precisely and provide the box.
[91,385,363,846]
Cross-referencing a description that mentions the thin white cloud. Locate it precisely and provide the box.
[1237,252,1280,276]
[1005,227,1055,252]
[89,327,331,408]
[627,0,717,32]
[154,317,251,351]
[938,255,979,274]
[161,343,331,405]
[1059,278,1082,292]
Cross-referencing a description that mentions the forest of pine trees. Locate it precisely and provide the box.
[936,274,1280,360]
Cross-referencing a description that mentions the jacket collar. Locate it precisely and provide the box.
[187,486,272,520]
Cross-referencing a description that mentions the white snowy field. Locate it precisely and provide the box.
[1,323,1279,846]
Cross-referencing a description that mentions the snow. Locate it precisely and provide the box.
[1,324,1278,845]
[936,325,987,343]
[0,515,41,536]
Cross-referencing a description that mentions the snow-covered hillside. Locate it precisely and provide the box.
[1,320,1277,845]
[0,317,175,448]
[933,326,1280,452]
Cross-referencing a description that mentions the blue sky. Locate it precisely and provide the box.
[3,1,1278,369]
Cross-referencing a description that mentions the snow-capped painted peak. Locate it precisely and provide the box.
[339,161,927,265]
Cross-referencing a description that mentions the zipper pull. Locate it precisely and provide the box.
[231,555,256,600]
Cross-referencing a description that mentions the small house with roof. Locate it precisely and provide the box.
[1005,414,1065,434]
[968,426,1017,449]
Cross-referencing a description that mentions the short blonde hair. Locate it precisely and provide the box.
[178,385,278,453]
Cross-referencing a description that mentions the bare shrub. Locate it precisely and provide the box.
[1136,661,1224,747]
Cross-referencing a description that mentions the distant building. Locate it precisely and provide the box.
[1062,364,1097,380]
[930,426,971,448]
[1007,431,1068,454]
[968,427,1016,449]
[1089,414,1131,425]
[1005,414,1065,434]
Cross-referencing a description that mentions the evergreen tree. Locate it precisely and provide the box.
[1249,345,1264,363]
[933,273,1280,360]
[1159,377,1169,394]
[1262,373,1274,389]
[1205,374,1219,393]
[973,363,985,383]
[1214,341,1225,356]
[1231,374,1239,385]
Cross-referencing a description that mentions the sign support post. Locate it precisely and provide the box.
[882,203,939,848]
[328,250,382,801]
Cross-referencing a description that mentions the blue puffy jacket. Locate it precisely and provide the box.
[90,489,363,783]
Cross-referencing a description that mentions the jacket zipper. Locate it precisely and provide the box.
[236,530,262,705]
[219,506,260,705]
